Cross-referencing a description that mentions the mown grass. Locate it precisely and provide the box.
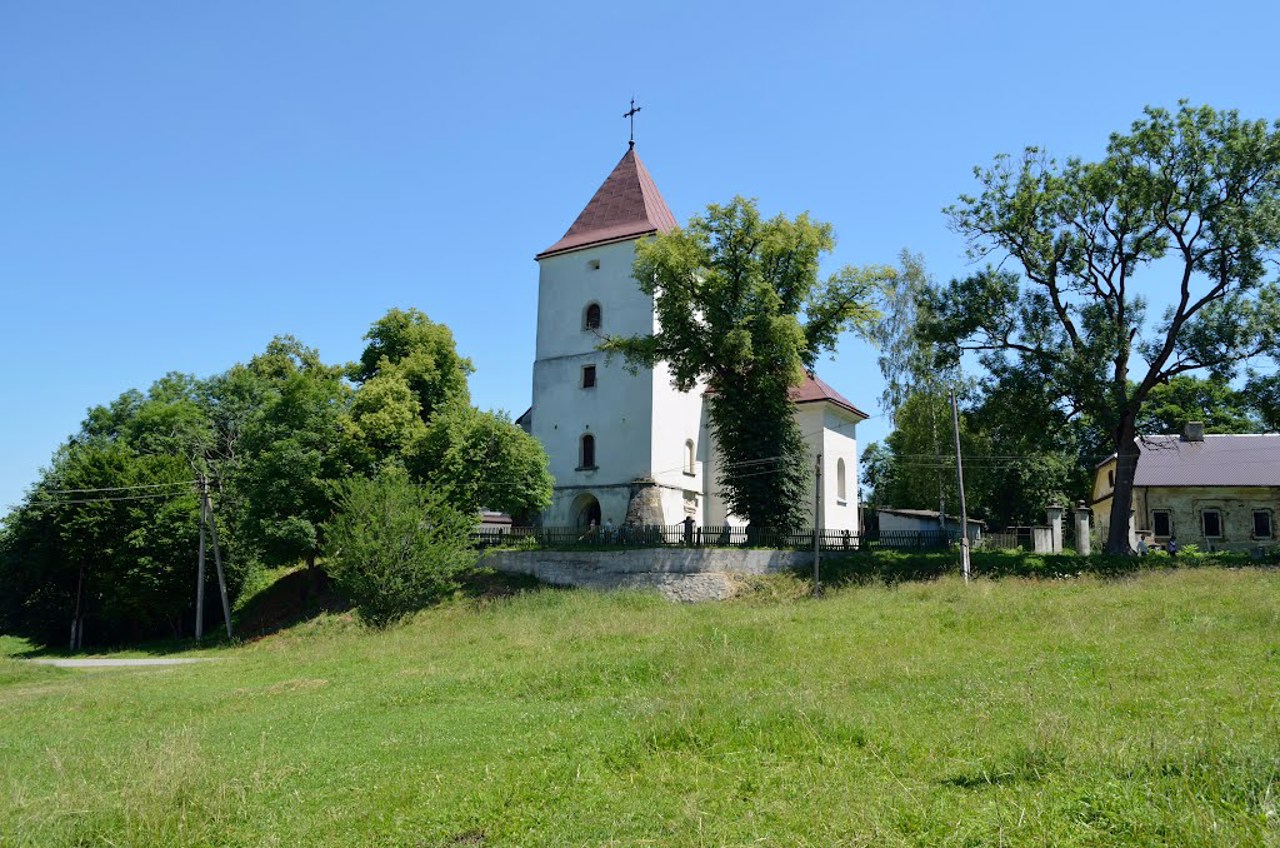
[2,568,1279,846]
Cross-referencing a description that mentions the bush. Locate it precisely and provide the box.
[322,469,478,627]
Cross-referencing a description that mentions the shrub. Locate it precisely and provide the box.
[322,469,478,626]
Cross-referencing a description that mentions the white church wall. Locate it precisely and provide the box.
[649,362,706,525]
[794,405,861,533]
[819,406,860,533]
[532,240,663,527]
[531,354,652,519]
[534,241,655,361]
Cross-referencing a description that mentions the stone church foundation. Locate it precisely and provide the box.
[483,548,811,602]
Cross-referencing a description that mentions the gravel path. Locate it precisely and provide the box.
[27,657,215,668]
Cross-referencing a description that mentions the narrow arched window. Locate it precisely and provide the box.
[836,457,847,503]
[584,302,602,331]
[685,439,696,475]
[580,433,596,469]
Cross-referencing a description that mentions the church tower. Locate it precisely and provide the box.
[528,148,708,528]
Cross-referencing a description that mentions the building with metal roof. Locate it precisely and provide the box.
[1090,425,1280,553]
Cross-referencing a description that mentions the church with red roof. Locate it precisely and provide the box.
[523,145,867,531]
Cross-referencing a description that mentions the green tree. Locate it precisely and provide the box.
[343,371,429,469]
[1245,371,1280,431]
[933,104,1280,554]
[352,308,473,424]
[234,338,353,570]
[322,469,477,627]
[604,197,890,532]
[865,251,960,421]
[1137,375,1259,434]
[412,404,553,521]
[0,395,207,647]
[864,392,993,522]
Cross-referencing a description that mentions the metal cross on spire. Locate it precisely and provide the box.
[623,97,642,149]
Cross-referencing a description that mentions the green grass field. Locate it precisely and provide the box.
[2,568,1278,846]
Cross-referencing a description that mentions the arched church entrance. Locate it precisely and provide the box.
[571,493,602,529]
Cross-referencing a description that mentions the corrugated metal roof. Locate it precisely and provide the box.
[878,507,986,527]
[1134,434,1280,487]
[536,148,677,259]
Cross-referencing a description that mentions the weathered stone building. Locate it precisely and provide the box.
[1091,425,1280,553]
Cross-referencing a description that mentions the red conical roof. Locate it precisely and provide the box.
[536,148,678,259]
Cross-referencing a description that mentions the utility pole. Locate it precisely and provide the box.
[195,475,234,641]
[195,479,207,640]
[950,391,971,583]
[203,478,233,639]
[813,453,822,597]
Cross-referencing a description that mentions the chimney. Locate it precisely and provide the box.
[1183,421,1205,442]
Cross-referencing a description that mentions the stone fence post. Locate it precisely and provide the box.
[1046,504,1065,554]
[1074,501,1091,556]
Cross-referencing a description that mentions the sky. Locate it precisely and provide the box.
[3,0,1279,511]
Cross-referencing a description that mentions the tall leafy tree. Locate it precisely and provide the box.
[1245,371,1280,432]
[233,338,353,570]
[932,104,1280,554]
[412,405,552,521]
[352,308,473,424]
[604,197,891,532]
[1137,374,1259,434]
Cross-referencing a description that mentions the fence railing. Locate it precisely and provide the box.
[470,525,957,551]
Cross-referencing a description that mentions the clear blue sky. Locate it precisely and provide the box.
[3,0,1278,511]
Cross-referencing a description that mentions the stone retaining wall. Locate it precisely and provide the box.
[483,548,812,602]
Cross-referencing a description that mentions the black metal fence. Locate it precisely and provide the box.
[470,525,956,551]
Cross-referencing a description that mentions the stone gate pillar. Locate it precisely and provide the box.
[1074,501,1091,556]
[1046,504,1065,554]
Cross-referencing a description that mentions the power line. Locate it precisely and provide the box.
[44,480,195,495]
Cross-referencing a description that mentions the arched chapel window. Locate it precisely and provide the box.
[584,302,602,331]
[685,439,696,475]
[836,458,847,503]
[580,433,596,469]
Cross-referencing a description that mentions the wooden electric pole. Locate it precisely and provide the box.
[195,484,207,640]
[195,476,233,641]
[950,391,971,583]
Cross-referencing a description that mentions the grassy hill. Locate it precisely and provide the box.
[2,568,1278,846]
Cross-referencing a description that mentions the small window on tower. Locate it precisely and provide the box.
[684,439,695,475]
[837,458,847,504]
[582,365,597,389]
[584,303,602,331]
[579,434,596,469]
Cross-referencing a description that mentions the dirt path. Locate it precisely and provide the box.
[27,657,215,668]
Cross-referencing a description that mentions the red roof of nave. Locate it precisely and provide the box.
[791,373,869,420]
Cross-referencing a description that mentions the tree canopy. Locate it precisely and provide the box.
[929,103,1280,553]
[603,197,891,531]
[1,309,551,647]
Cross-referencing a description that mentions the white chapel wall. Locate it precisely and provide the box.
[531,240,658,526]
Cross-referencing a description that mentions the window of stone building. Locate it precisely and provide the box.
[684,440,695,475]
[836,458,847,504]
[584,302,602,331]
[579,434,596,469]
[1254,510,1273,539]
[1152,510,1172,538]
[1202,509,1223,538]
[582,364,596,389]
